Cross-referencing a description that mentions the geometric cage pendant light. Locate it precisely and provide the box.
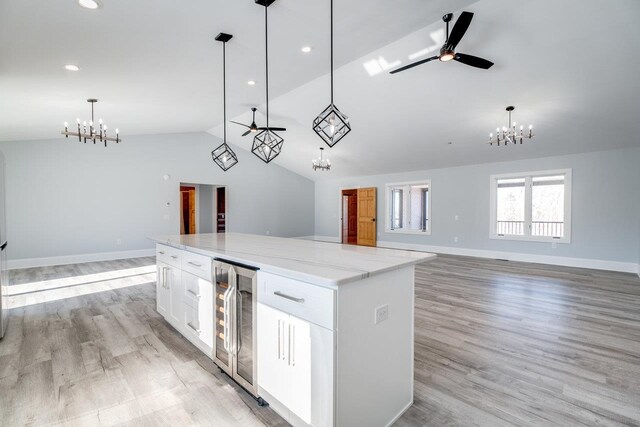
[487,106,534,146]
[252,0,284,164]
[212,32,239,171]
[312,0,351,148]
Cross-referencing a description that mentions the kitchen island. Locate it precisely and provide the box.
[151,233,435,427]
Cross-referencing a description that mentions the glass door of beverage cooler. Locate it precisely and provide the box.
[232,265,257,395]
[213,261,234,375]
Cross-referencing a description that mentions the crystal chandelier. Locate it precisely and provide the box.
[211,32,239,171]
[312,0,351,147]
[252,0,284,164]
[312,147,331,171]
[61,99,120,146]
[488,106,534,146]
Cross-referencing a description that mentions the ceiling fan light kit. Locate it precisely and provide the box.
[61,99,120,147]
[252,0,285,164]
[212,32,239,171]
[390,11,494,74]
[488,106,534,146]
[312,0,351,149]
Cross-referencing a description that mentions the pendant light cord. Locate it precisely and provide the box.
[223,41,227,144]
[330,0,334,105]
[265,4,270,128]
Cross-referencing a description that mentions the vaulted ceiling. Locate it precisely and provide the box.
[2,0,639,180]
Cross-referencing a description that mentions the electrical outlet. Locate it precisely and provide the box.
[375,304,389,324]
[116,238,122,246]
[454,236,459,243]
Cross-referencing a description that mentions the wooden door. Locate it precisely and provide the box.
[180,186,197,235]
[357,187,377,247]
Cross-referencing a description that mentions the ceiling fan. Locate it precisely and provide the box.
[390,11,494,74]
[230,107,286,137]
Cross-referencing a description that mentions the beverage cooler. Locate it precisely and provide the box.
[212,259,261,401]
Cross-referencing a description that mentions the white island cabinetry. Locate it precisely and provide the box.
[151,233,435,427]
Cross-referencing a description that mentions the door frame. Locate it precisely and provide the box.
[177,182,229,234]
[337,186,377,246]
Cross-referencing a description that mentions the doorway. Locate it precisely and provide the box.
[341,190,357,244]
[180,186,196,234]
[216,187,226,233]
[340,187,377,247]
[179,183,224,235]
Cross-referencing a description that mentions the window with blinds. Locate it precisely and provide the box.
[386,181,431,234]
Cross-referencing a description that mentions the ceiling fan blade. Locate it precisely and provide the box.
[447,11,473,49]
[454,53,494,69]
[389,56,439,74]
[230,121,250,128]
[257,127,287,132]
[242,130,252,136]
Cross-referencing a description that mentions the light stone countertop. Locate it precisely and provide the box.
[150,233,436,288]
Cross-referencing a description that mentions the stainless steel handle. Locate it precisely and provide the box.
[277,319,282,360]
[236,288,243,354]
[274,291,305,304]
[223,286,231,353]
[288,323,292,366]
[187,289,201,299]
[291,324,296,367]
[162,267,168,289]
[171,255,179,260]
[188,261,202,267]
[187,322,201,334]
[228,267,237,355]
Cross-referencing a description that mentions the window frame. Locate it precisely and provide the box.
[489,169,572,243]
[385,180,432,235]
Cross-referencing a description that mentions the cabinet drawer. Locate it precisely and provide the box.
[182,252,212,281]
[156,244,181,268]
[258,272,335,330]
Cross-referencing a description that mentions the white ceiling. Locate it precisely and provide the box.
[2,0,640,181]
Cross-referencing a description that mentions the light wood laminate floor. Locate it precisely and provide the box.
[1,255,639,426]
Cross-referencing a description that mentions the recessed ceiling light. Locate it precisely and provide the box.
[78,0,103,10]
[247,80,256,86]
[65,64,80,71]
[301,46,312,53]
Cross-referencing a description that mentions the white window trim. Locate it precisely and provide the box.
[489,168,572,243]
[385,180,432,235]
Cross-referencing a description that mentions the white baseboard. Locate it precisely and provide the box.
[308,235,638,274]
[295,235,341,243]
[376,240,638,274]
[8,248,156,270]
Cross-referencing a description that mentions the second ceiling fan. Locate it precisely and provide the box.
[231,107,286,137]
[390,11,494,74]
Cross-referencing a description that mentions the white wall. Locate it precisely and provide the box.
[315,147,640,272]
[0,132,314,264]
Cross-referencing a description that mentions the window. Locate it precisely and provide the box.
[386,181,431,234]
[490,169,571,242]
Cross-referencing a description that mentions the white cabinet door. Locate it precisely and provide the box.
[182,271,214,350]
[156,262,170,317]
[288,315,334,427]
[257,303,290,409]
[167,266,183,326]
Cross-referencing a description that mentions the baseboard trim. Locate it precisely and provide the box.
[376,240,638,274]
[295,235,341,243]
[306,235,637,274]
[8,248,156,270]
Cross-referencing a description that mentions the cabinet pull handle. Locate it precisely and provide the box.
[188,261,202,267]
[171,255,179,260]
[187,322,201,334]
[277,319,281,360]
[163,267,168,289]
[158,251,165,255]
[288,323,292,366]
[274,291,305,304]
[291,324,295,367]
[187,289,201,299]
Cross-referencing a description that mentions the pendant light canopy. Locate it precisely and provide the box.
[212,32,239,171]
[312,0,351,147]
[252,0,284,164]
